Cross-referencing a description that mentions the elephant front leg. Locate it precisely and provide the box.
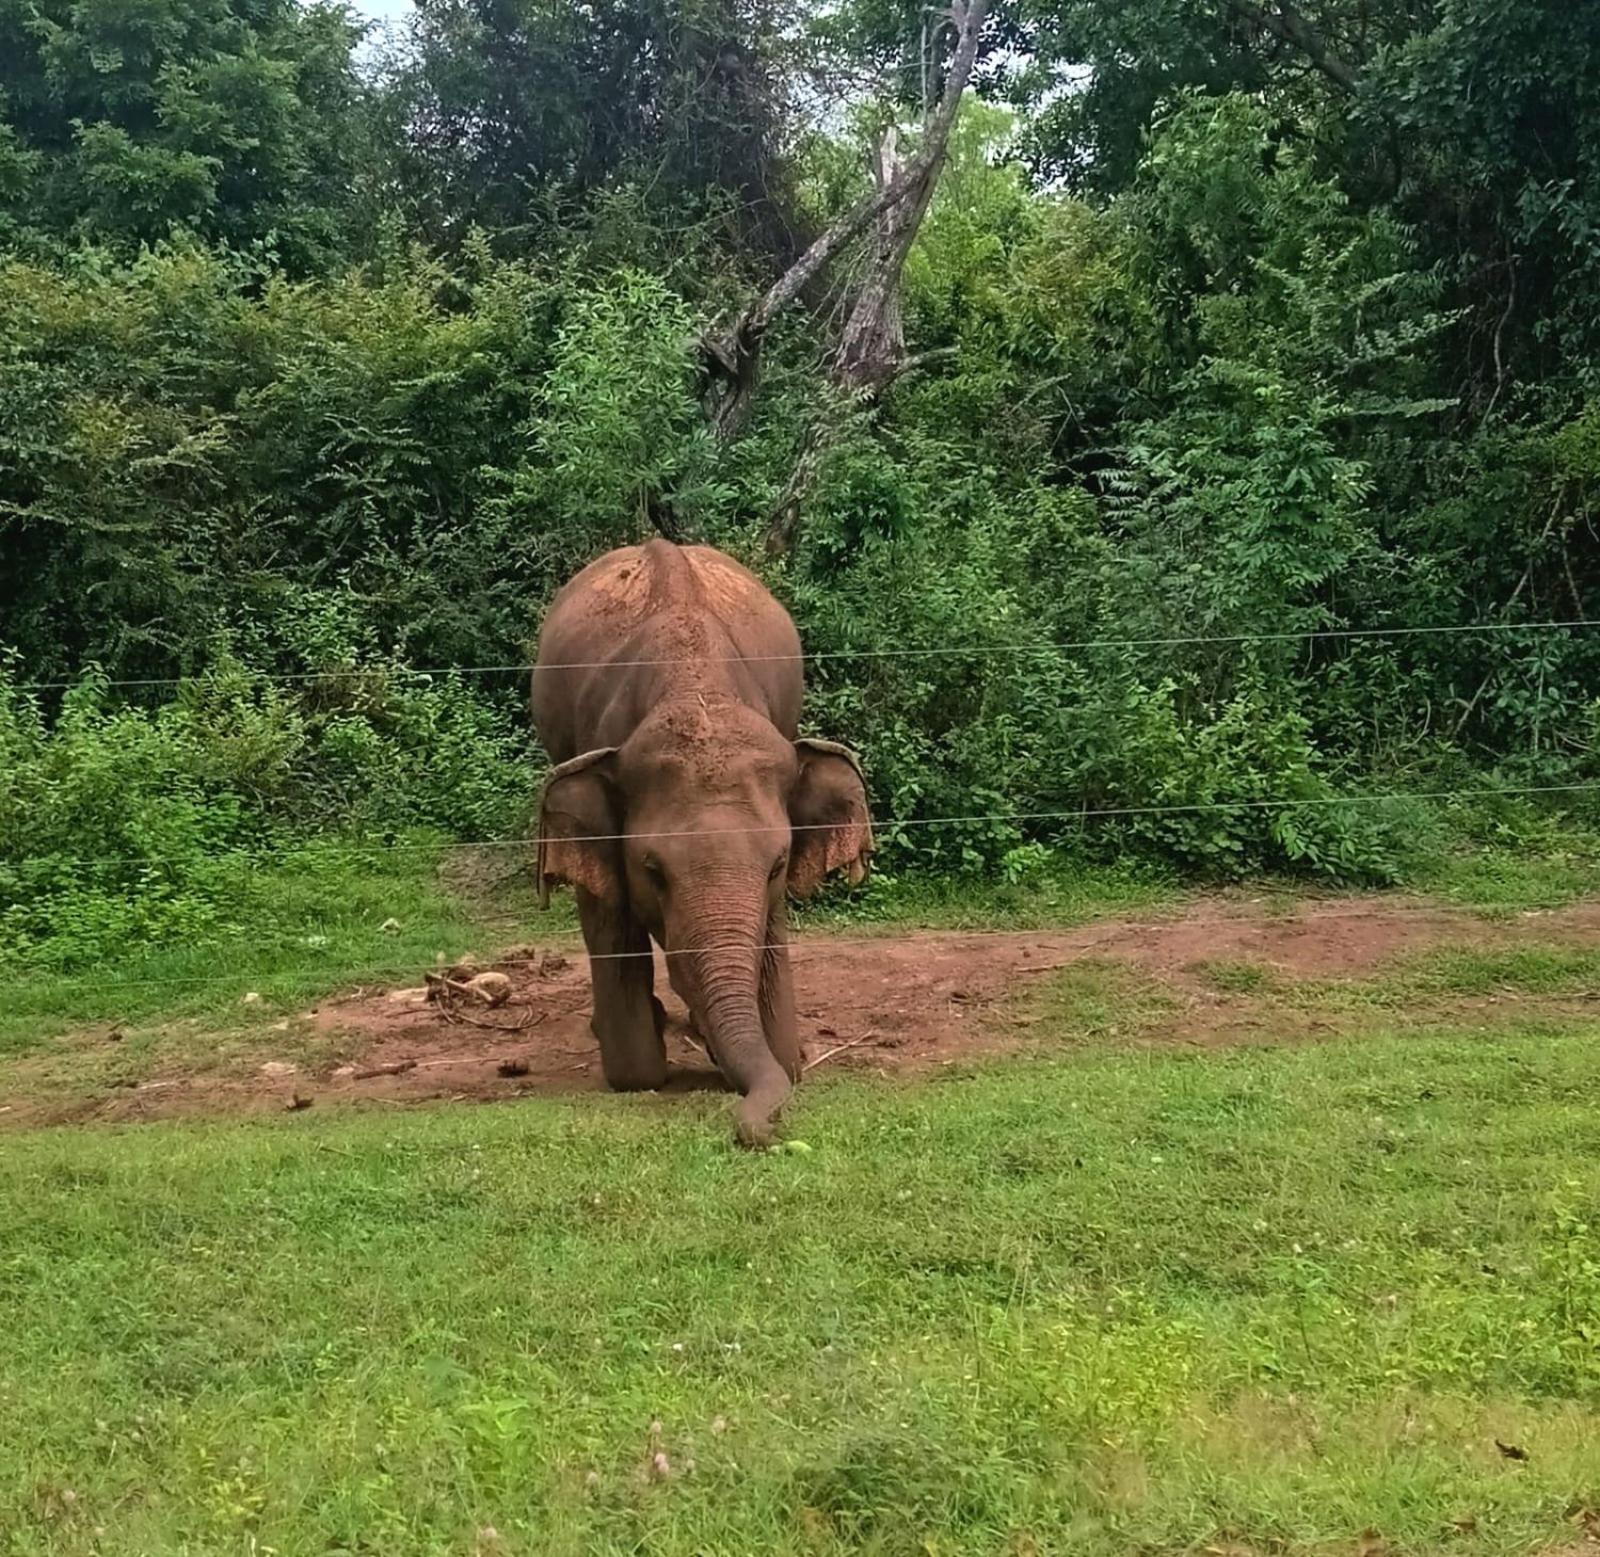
[576,887,667,1091]
[759,904,804,1083]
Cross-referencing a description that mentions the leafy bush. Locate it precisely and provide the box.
[0,664,533,970]
[5,43,1600,976]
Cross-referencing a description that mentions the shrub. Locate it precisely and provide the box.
[0,663,533,970]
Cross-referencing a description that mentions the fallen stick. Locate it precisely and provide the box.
[804,1032,876,1071]
[426,970,514,1008]
[402,1052,520,1073]
[1016,961,1076,975]
[351,1058,418,1080]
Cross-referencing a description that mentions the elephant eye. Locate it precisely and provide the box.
[769,853,788,882]
[641,855,666,885]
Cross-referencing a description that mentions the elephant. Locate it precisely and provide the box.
[530,540,872,1146]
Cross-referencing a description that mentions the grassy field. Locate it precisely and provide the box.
[7,835,1600,1555]
[6,1000,1600,1555]
[0,843,564,1060]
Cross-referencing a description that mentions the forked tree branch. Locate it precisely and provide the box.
[1224,0,1360,91]
[701,0,991,442]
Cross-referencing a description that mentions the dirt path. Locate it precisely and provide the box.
[8,896,1600,1128]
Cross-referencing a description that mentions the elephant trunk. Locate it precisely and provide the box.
[680,891,790,1148]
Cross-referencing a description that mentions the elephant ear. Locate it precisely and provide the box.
[788,738,873,900]
[537,748,622,909]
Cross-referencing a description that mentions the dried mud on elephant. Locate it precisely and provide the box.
[529,540,873,1145]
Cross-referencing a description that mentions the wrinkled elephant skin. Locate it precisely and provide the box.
[531,541,872,1146]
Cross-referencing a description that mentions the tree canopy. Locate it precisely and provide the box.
[0,0,372,267]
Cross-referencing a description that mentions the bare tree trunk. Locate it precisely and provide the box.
[701,0,990,444]
[753,0,988,556]
[834,0,984,393]
[831,128,916,392]
[700,190,888,441]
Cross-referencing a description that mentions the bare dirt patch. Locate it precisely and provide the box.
[7,896,1600,1128]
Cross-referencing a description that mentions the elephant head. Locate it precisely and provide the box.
[535,696,871,1144]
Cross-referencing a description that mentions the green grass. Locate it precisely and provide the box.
[7,826,1600,1553]
[7,1025,1600,1555]
[1190,958,1280,995]
[0,843,579,1059]
[1034,957,1181,1040]
[1409,805,1600,910]
[1249,945,1600,1026]
[801,856,1181,931]
[1404,945,1600,997]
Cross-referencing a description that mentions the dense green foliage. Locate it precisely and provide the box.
[3,0,1599,967]
[394,0,801,261]
[0,661,533,969]
[0,0,370,268]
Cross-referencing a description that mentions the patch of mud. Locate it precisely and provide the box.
[7,897,1600,1128]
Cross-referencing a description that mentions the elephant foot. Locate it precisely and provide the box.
[593,1020,668,1092]
[601,1059,669,1092]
